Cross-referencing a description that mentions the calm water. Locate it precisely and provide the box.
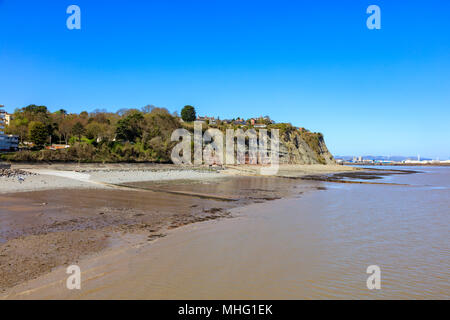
[276,166,450,299]
[122,166,449,299]
[17,166,449,299]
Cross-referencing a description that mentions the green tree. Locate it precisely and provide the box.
[181,105,196,122]
[6,117,29,143]
[29,121,49,148]
[55,109,67,116]
[21,104,50,124]
[116,111,144,142]
[23,104,48,115]
[85,122,103,140]
[80,111,89,119]
[72,122,85,142]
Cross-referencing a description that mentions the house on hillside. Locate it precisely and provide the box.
[197,116,216,125]
[234,119,246,126]
[254,124,267,129]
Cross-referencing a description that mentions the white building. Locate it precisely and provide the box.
[0,135,19,151]
[5,113,12,126]
[0,107,6,134]
[254,124,267,129]
[0,106,19,151]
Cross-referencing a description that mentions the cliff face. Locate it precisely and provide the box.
[190,123,335,166]
[231,127,335,165]
[278,130,335,165]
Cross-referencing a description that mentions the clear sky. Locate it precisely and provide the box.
[1,0,449,159]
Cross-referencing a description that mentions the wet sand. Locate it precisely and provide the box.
[0,183,321,300]
[3,167,448,300]
[0,175,304,292]
[1,163,404,297]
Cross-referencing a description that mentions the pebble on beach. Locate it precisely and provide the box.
[0,168,37,179]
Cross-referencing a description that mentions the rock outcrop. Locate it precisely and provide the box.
[202,125,335,165]
[278,130,335,165]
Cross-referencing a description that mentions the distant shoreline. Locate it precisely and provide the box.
[343,163,450,167]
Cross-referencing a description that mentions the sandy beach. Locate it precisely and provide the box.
[0,163,370,297]
[0,164,225,194]
[0,163,360,294]
[0,163,359,293]
[2,163,447,300]
[2,165,447,300]
[0,163,361,194]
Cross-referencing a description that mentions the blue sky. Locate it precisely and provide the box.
[1,0,449,159]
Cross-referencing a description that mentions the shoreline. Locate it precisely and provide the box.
[0,163,398,296]
[343,162,450,167]
[3,164,441,300]
[1,182,325,300]
[0,163,362,194]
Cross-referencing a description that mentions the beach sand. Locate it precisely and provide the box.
[0,163,359,296]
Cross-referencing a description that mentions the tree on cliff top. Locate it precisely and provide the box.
[115,111,145,142]
[29,121,49,147]
[72,122,85,142]
[181,105,196,122]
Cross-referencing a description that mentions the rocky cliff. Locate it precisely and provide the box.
[209,124,335,165]
[278,129,335,165]
[181,121,335,165]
